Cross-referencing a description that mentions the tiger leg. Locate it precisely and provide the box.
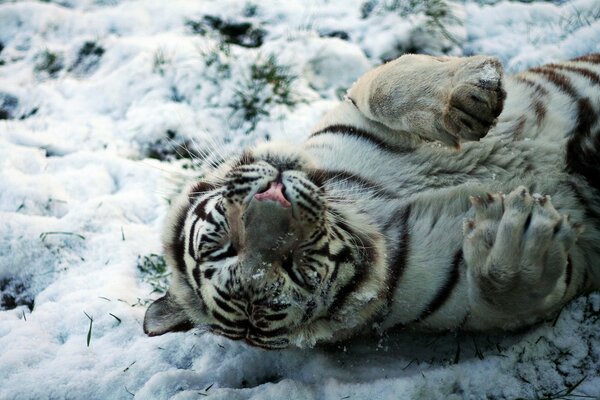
[346,54,506,147]
[462,186,582,323]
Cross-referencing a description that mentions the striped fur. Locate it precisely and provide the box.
[144,54,600,348]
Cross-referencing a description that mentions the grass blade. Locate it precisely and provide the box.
[83,311,93,347]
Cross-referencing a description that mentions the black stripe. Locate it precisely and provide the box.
[262,313,288,321]
[511,116,527,141]
[233,150,256,167]
[564,180,600,225]
[527,66,600,192]
[514,76,549,126]
[563,255,573,298]
[214,296,236,314]
[203,268,215,279]
[329,209,358,237]
[309,243,352,264]
[167,203,190,274]
[246,336,289,348]
[211,310,247,329]
[192,267,202,287]
[546,64,600,87]
[515,76,550,97]
[299,228,326,250]
[188,216,201,259]
[206,243,237,262]
[193,193,216,219]
[188,181,216,201]
[572,53,600,64]
[208,324,244,338]
[330,225,345,242]
[300,300,316,323]
[224,187,253,197]
[230,175,261,185]
[414,249,463,323]
[383,205,412,307]
[281,254,306,288]
[214,286,231,301]
[297,201,319,220]
[328,245,375,315]
[310,169,399,199]
[310,124,409,154]
[532,98,546,125]
[199,234,219,244]
[528,67,578,97]
[294,186,321,210]
[565,99,600,190]
[248,325,289,338]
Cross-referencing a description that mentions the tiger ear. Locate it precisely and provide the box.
[143,291,194,336]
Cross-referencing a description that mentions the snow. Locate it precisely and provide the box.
[0,0,599,399]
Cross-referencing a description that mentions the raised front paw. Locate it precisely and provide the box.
[442,56,506,143]
[463,187,581,309]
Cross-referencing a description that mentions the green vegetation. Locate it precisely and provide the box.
[199,41,232,82]
[230,54,297,130]
[70,41,104,75]
[137,253,171,294]
[34,50,64,78]
[83,311,93,347]
[152,47,170,76]
[360,0,462,54]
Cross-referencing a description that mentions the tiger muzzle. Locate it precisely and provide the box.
[242,186,298,261]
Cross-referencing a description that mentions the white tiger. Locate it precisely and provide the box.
[144,53,600,349]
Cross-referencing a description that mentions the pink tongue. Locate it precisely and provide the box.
[255,182,291,208]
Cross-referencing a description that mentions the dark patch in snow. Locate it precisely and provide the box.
[143,130,203,163]
[240,374,283,388]
[187,16,265,48]
[0,92,19,120]
[19,107,39,120]
[320,30,350,41]
[0,277,34,311]
[69,41,104,75]
[34,50,64,78]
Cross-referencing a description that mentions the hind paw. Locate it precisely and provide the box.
[443,57,506,142]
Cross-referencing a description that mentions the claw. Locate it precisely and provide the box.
[463,219,476,235]
[553,219,563,235]
[538,196,547,206]
[470,195,483,207]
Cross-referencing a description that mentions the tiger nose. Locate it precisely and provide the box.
[255,182,291,208]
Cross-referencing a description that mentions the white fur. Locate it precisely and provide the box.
[303,54,600,335]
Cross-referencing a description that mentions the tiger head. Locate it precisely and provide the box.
[143,142,387,349]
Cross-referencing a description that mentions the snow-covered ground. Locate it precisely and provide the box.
[1,0,599,399]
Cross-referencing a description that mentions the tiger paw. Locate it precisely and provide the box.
[463,187,581,310]
[442,56,506,143]
[345,54,506,148]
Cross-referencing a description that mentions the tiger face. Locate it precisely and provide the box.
[144,142,386,349]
